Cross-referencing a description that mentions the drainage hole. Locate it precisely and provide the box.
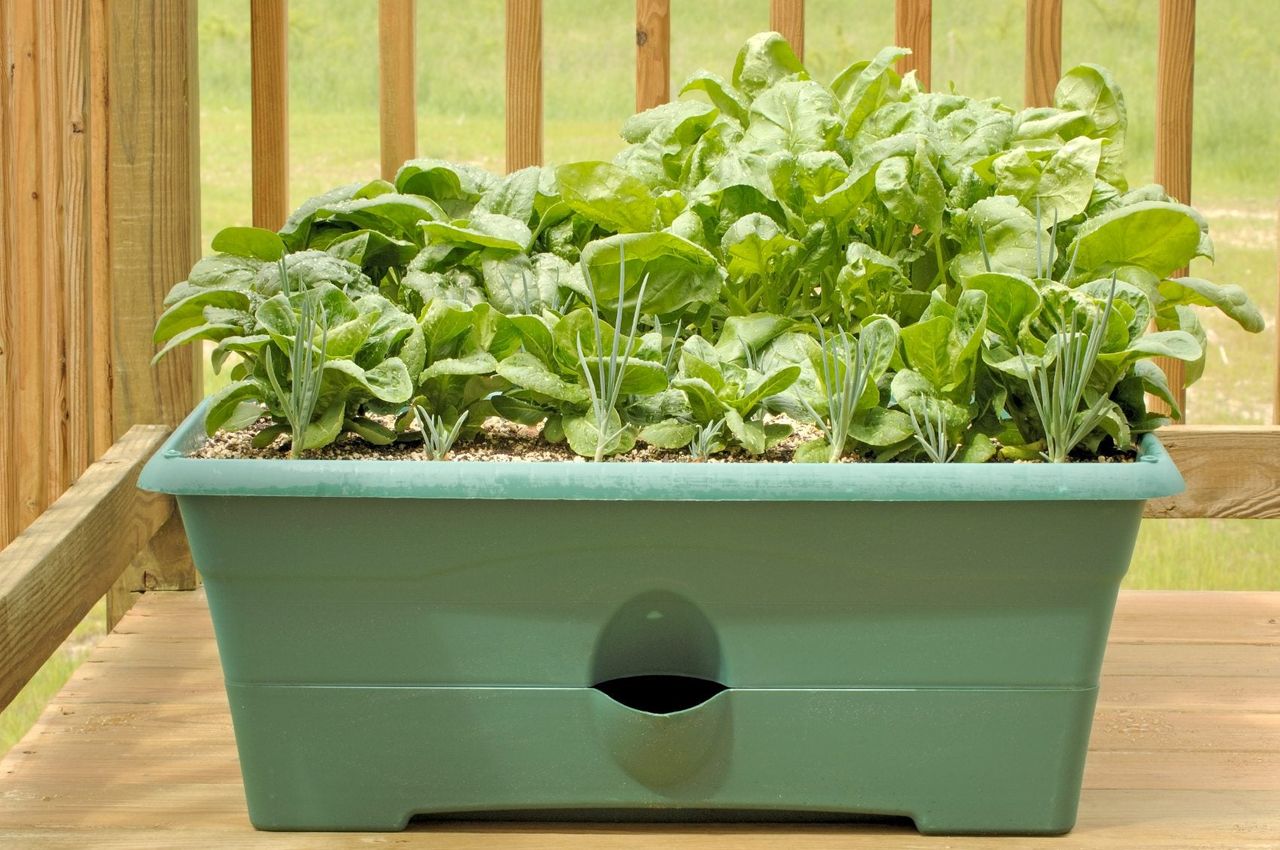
[592,675,728,715]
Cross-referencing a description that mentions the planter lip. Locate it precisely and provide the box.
[139,399,1185,503]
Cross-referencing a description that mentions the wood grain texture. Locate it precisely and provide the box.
[770,0,805,61]
[88,0,113,459]
[0,3,19,546]
[505,0,543,172]
[2,589,1277,847]
[250,0,288,230]
[1152,0,1195,417]
[37,0,70,511]
[379,0,416,181]
[55,0,95,486]
[106,0,199,434]
[2,0,48,540]
[1146,425,1280,519]
[0,426,172,712]
[894,0,931,90]
[634,0,669,112]
[1024,0,1061,107]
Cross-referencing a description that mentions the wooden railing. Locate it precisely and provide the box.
[0,0,1277,717]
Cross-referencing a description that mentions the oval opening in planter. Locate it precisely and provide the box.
[593,675,728,715]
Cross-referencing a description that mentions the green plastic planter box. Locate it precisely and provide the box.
[139,400,1184,835]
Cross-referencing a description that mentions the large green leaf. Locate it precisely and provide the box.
[731,31,807,99]
[555,161,658,234]
[1068,201,1205,278]
[1158,277,1264,333]
[741,80,840,155]
[210,226,285,261]
[580,232,725,316]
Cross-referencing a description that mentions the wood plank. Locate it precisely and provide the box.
[0,2,18,547]
[894,0,931,90]
[107,0,200,433]
[505,0,543,172]
[1024,0,1061,107]
[56,0,95,485]
[1152,0,1196,417]
[1,591,1278,850]
[634,0,669,112]
[1147,425,1280,519]
[1109,591,1280,645]
[379,0,416,181]
[1102,642,1280,678]
[103,0,200,612]
[88,0,112,459]
[249,0,288,230]
[0,426,172,711]
[2,0,49,541]
[770,0,805,61]
[36,0,70,510]
[1097,675,1280,712]
[1091,708,1280,752]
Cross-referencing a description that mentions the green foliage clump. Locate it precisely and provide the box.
[156,33,1261,462]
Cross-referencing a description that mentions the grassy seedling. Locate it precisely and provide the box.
[1019,273,1118,463]
[264,289,328,459]
[413,406,468,461]
[687,419,724,461]
[799,322,871,463]
[577,246,650,462]
[908,404,958,463]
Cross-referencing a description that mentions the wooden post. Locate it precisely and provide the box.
[505,0,543,172]
[635,0,669,112]
[104,0,200,625]
[1153,0,1195,419]
[770,0,805,61]
[250,0,288,230]
[895,0,932,90]
[379,0,417,181]
[1024,0,1062,107]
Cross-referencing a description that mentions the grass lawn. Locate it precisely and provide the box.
[5,0,1275,758]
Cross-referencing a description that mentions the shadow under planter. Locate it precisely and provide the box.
[140,400,1185,835]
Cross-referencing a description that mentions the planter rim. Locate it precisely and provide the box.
[139,399,1185,502]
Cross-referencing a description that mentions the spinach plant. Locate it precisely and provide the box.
[154,32,1262,464]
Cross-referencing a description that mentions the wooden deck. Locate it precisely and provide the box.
[1,590,1277,849]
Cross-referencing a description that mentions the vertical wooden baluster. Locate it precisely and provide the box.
[505,0,543,172]
[58,0,94,485]
[635,0,670,111]
[250,0,288,230]
[1153,0,1195,420]
[37,0,70,507]
[2,0,48,540]
[770,0,805,60]
[1024,0,1062,107]
[1273,201,1279,426]
[88,0,112,460]
[379,0,417,181]
[0,2,17,544]
[895,0,932,90]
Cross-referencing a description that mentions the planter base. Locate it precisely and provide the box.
[228,682,1095,834]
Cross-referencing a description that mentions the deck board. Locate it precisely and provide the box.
[1,590,1277,849]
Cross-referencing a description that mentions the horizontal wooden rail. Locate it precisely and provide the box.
[1149,426,1280,519]
[0,426,173,711]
